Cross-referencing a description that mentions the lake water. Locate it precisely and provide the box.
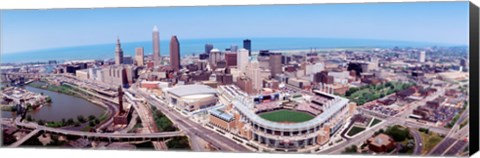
[2,37,449,63]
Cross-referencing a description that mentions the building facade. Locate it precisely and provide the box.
[152,26,161,66]
[170,36,181,71]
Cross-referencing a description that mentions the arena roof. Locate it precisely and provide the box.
[167,85,217,97]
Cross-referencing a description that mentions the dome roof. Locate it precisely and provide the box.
[210,48,220,53]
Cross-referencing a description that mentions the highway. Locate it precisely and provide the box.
[8,129,40,147]
[132,87,251,152]
[8,117,184,142]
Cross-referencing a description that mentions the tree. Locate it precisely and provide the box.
[89,120,96,127]
[45,97,52,103]
[67,118,75,125]
[344,145,358,153]
[77,115,86,123]
[94,118,100,124]
[88,115,96,121]
[26,115,33,122]
[38,120,45,126]
[386,125,410,142]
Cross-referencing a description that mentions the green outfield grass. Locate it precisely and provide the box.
[259,109,315,123]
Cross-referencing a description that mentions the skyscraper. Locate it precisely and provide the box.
[170,35,181,71]
[419,51,426,63]
[230,45,238,53]
[237,48,250,73]
[115,37,124,65]
[152,26,161,66]
[205,44,214,54]
[135,47,145,66]
[243,39,251,56]
[269,53,282,77]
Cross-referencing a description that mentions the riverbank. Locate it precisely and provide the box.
[21,81,114,130]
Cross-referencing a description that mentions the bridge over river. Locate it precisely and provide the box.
[4,117,184,147]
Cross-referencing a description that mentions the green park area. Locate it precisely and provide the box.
[345,81,414,105]
[259,109,315,123]
[346,126,366,137]
[418,128,443,154]
[151,106,176,132]
[370,118,382,127]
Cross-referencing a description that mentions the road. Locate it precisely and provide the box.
[429,125,469,156]
[8,117,184,140]
[409,128,423,155]
[8,129,40,147]
[133,87,250,152]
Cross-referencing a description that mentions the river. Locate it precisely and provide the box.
[1,85,106,122]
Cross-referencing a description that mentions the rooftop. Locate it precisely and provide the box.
[167,84,217,97]
[209,109,234,122]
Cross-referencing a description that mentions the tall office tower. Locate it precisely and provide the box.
[135,47,145,66]
[230,45,238,53]
[243,39,251,56]
[269,53,282,77]
[419,51,426,63]
[237,48,250,73]
[170,35,181,71]
[225,52,237,67]
[205,44,214,54]
[369,56,379,71]
[246,61,271,92]
[152,26,161,66]
[115,37,124,65]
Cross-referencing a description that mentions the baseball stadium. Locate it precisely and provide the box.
[209,85,356,152]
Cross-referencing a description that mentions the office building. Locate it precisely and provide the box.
[152,26,161,66]
[269,53,282,77]
[170,35,181,71]
[237,48,250,73]
[135,47,145,66]
[243,39,251,56]
[230,45,238,53]
[419,51,426,63]
[115,37,124,65]
[205,44,214,54]
[225,52,237,67]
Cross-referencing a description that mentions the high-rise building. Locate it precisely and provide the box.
[269,53,282,77]
[237,48,250,73]
[243,39,251,56]
[314,71,334,84]
[170,35,181,71]
[205,44,214,54]
[419,51,426,63]
[135,47,145,66]
[152,26,161,66]
[225,52,237,67]
[115,37,124,65]
[246,60,271,92]
[230,45,238,53]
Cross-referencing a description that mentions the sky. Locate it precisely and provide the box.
[0,1,470,54]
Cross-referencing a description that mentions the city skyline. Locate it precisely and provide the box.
[0,1,474,155]
[1,2,469,54]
